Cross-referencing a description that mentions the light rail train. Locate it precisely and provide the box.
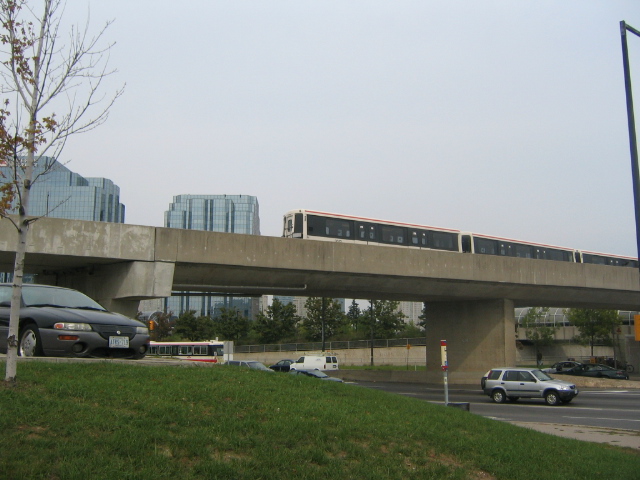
[282,209,638,268]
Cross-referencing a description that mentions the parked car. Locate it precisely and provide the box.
[290,354,339,371]
[542,361,584,374]
[0,284,149,359]
[568,363,629,380]
[269,359,295,372]
[482,367,578,406]
[226,360,274,372]
[289,368,343,382]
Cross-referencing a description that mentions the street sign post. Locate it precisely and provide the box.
[441,339,448,405]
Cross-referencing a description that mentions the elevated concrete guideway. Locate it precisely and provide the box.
[0,217,638,381]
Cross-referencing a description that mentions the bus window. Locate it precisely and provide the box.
[178,346,193,355]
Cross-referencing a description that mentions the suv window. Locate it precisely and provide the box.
[488,370,502,380]
[519,371,535,382]
[503,371,520,381]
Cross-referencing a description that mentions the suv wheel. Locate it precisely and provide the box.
[544,390,560,406]
[491,389,507,403]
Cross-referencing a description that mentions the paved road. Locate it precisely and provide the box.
[351,380,640,449]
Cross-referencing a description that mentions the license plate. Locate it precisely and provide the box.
[109,336,129,348]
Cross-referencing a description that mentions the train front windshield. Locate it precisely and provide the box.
[284,213,304,238]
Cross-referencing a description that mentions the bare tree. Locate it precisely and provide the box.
[0,0,123,382]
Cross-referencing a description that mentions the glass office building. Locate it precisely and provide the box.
[165,194,259,234]
[162,195,260,319]
[0,158,125,222]
[0,157,125,283]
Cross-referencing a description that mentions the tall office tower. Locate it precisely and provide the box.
[397,301,424,325]
[161,195,260,319]
[0,157,125,222]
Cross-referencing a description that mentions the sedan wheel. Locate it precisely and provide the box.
[19,325,43,357]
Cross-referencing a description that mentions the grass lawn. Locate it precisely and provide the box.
[0,361,638,479]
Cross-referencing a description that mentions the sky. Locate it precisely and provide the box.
[55,1,640,257]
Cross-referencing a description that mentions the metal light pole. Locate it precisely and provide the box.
[620,21,640,272]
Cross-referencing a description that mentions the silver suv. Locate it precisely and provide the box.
[483,367,578,406]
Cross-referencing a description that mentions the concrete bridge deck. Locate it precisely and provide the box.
[0,217,637,380]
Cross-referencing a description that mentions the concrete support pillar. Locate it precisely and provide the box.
[425,299,516,384]
[53,261,175,318]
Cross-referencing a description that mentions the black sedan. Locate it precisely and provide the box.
[289,369,343,382]
[269,359,295,372]
[568,363,629,380]
[0,284,150,359]
[542,361,584,374]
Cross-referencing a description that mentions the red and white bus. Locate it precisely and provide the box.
[148,340,224,363]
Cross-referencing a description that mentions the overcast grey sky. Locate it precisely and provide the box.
[60,1,640,257]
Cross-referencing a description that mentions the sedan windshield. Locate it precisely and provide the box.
[20,286,106,310]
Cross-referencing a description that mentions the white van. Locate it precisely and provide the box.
[290,354,339,371]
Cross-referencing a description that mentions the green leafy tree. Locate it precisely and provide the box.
[360,300,406,366]
[253,298,299,344]
[174,310,216,341]
[301,297,346,342]
[1,0,123,382]
[398,321,424,338]
[213,307,251,342]
[519,307,556,365]
[363,300,406,339]
[346,299,362,332]
[566,308,621,357]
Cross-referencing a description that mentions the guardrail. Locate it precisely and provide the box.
[234,337,426,354]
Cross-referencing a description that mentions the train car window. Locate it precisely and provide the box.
[306,214,324,236]
[410,230,428,246]
[582,254,604,264]
[380,226,406,245]
[546,249,571,262]
[618,258,636,267]
[474,237,497,255]
[325,218,352,238]
[515,244,533,258]
[430,231,457,251]
[356,222,377,242]
[498,242,512,256]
